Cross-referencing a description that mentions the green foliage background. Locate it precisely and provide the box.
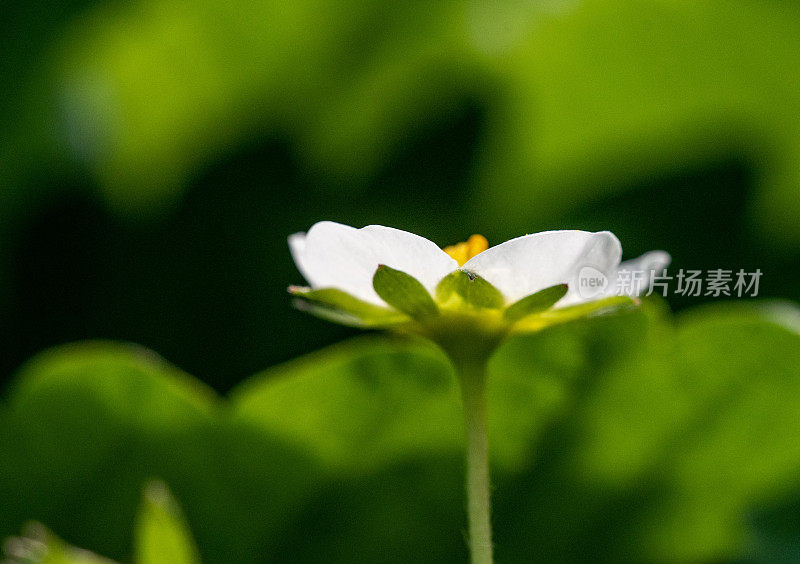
[3,0,800,561]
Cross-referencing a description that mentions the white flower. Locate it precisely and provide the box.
[289,222,457,306]
[289,221,669,313]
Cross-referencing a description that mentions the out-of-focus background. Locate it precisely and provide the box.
[4,0,800,392]
[3,1,800,562]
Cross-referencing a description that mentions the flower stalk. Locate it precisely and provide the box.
[456,358,494,564]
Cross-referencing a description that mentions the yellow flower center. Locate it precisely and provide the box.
[443,234,489,266]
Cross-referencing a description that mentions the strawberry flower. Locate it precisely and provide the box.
[288,220,670,564]
[288,221,669,333]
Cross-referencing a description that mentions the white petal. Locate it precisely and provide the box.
[612,250,672,297]
[289,221,458,305]
[617,250,671,278]
[288,231,306,261]
[462,230,622,303]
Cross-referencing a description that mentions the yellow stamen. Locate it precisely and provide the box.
[443,234,489,266]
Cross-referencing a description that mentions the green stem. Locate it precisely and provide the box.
[456,360,494,564]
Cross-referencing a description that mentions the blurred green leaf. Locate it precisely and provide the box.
[229,336,458,473]
[135,480,200,564]
[3,303,800,562]
[5,0,800,249]
[3,481,199,564]
[496,307,800,562]
[2,523,117,564]
[0,342,323,562]
[472,0,800,246]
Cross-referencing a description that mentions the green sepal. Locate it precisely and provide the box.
[504,284,569,322]
[289,286,406,328]
[372,265,439,319]
[511,295,639,332]
[550,295,639,320]
[435,270,505,310]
